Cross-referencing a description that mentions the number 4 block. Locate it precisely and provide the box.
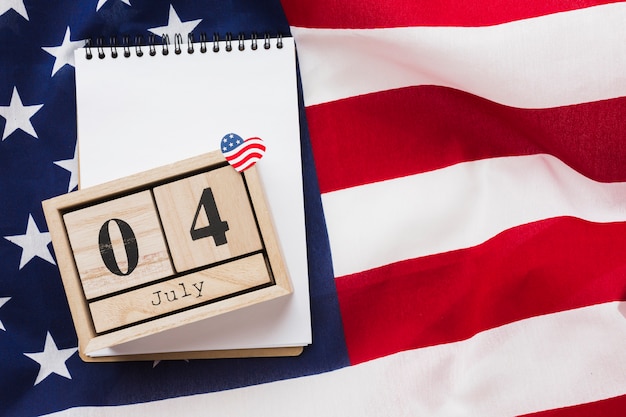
[42,151,291,358]
[153,166,263,271]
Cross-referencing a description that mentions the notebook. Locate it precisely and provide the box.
[71,33,311,360]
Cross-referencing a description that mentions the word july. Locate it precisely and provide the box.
[151,281,205,306]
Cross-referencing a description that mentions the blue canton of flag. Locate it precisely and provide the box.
[222,132,243,151]
[0,1,345,416]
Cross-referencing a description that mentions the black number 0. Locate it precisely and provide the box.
[98,218,139,276]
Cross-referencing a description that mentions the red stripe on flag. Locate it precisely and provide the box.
[223,139,266,161]
[281,0,619,28]
[306,86,626,193]
[229,153,264,172]
[335,217,626,364]
[518,394,626,417]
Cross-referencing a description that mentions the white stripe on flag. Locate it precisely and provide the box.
[322,154,626,277]
[292,2,626,108]
[46,301,626,417]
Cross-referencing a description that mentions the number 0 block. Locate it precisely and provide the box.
[42,151,292,359]
[63,191,174,300]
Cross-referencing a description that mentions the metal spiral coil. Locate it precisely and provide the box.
[84,32,285,60]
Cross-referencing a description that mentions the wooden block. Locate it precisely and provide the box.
[41,151,293,360]
[152,167,262,272]
[89,253,271,333]
[63,190,173,300]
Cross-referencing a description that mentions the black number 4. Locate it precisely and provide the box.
[190,187,229,245]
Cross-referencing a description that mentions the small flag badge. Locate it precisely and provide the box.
[221,133,266,172]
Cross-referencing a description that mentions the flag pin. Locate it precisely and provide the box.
[220,133,266,172]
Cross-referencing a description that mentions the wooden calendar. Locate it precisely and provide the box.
[42,151,292,360]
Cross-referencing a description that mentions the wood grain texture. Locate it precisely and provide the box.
[89,253,271,333]
[63,191,173,300]
[153,167,262,272]
[243,166,292,293]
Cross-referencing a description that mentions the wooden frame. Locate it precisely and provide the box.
[42,151,297,361]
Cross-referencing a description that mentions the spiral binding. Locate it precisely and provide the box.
[84,32,284,60]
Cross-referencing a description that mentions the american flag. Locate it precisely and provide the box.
[2,0,626,416]
[221,133,266,172]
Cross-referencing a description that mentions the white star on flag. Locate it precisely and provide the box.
[0,298,10,331]
[23,332,77,386]
[148,4,202,41]
[0,0,29,20]
[54,144,79,192]
[4,214,55,270]
[0,87,43,141]
[41,27,85,77]
[96,0,131,12]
